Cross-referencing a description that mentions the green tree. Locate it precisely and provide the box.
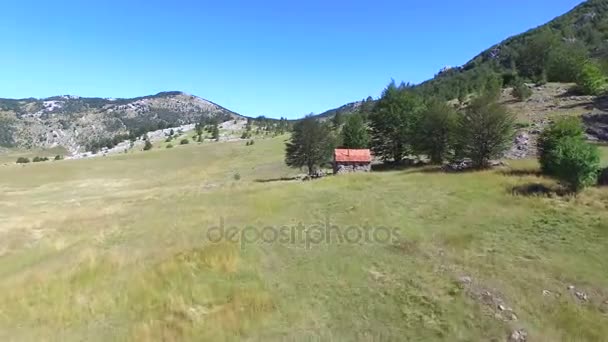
[340,114,369,149]
[538,116,585,175]
[412,100,458,164]
[369,81,425,163]
[143,140,153,151]
[285,116,335,176]
[456,95,515,168]
[547,137,600,192]
[332,112,344,129]
[546,42,587,82]
[16,157,30,164]
[577,61,605,95]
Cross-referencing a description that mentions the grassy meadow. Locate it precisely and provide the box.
[1,136,607,341]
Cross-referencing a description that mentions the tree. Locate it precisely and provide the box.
[340,114,369,149]
[456,95,515,168]
[212,124,220,141]
[285,116,335,176]
[412,100,458,164]
[546,42,587,82]
[16,157,30,164]
[180,138,189,145]
[547,137,600,192]
[332,112,344,129]
[511,79,532,101]
[538,116,585,175]
[577,61,605,95]
[143,140,153,151]
[369,81,425,163]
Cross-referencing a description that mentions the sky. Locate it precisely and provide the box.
[1,0,584,119]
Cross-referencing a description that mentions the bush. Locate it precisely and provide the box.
[577,62,606,95]
[233,172,241,181]
[511,81,532,101]
[32,156,49,162]
[180,139,189,145]
[166,144,174,149]
[538,117,585,175]
[16,157,30,164]
[54,155,63,161]
[165,137,172,143]
[546,137,600,192]
[143,140,153,151]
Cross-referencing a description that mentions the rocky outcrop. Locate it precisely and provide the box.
[583,113,608,142]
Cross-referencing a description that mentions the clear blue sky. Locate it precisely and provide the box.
[1,0,583,118]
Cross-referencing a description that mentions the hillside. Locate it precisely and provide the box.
[0,92,242,154]
[316,0,608,121]
[418,0,608,100]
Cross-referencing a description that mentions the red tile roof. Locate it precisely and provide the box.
[334,149,372,163]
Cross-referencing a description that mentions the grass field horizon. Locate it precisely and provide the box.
[1,136,608,341]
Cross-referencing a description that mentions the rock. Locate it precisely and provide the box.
[498,304,506,311]
[542,290,552,296]
[567,285,575,291]
[509,329,528,342]
[575,291,589,302]
[458,276,472,285]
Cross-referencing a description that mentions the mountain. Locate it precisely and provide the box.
[0,92,243,153]
[315,0,608,119]
[314,96,376,120]
[416,0,608,99]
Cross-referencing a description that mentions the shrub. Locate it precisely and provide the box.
[143,140,153,151]
[16,157,30,164]
[577,62,606,95]
[165,137,172,143]
[511,80,532,101]
[180,139,189,145]
[166,144,174,149]
[249,140,255,145]
[233,173,241,181]
[32,156,49,162]
[538,117,585,175]
[546,137,600,192]
[54,155,63,161]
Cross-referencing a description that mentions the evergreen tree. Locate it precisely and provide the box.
[341,114,369,149]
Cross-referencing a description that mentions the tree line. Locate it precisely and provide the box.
[285,80,604,193]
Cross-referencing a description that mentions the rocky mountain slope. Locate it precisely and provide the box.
[0,92,242,154]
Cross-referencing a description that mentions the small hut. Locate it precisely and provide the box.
[333,149,372,174]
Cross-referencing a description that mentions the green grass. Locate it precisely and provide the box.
[0,146,67,164]
[0,138,607,341]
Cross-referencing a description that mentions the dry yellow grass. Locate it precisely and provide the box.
[0,136,607,341]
